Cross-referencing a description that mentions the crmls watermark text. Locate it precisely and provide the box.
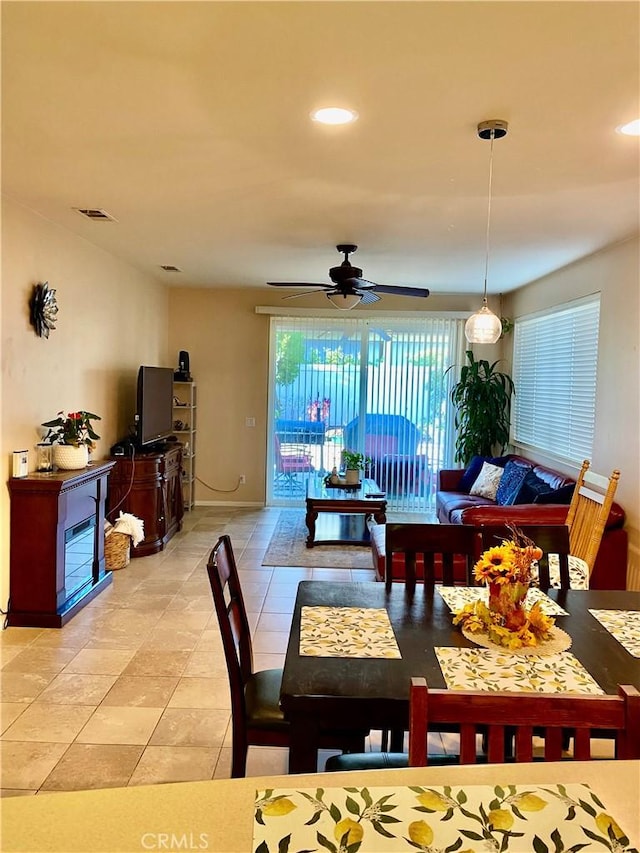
[140,832,209,850]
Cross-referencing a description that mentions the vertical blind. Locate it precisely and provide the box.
[512,296,600,462]
[268,314,465,512]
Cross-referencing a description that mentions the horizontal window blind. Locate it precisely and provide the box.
[512,296,600,462]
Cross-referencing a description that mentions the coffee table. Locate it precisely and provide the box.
[305,477,387,547]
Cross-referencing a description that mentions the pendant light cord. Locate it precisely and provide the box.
[482,129,495,306]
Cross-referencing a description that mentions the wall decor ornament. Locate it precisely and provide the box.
[29,281,59,338]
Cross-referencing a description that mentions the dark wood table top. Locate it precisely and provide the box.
[281,582,640,741]
[305,477,385,507]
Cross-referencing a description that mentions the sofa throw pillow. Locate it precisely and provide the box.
[513,470,553,504]
[469,462,505,500]
[458,456,488,492]
[533,483,576,504]
[495,460,531,506]
[459,455,508,493]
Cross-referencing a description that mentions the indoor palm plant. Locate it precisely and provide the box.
[448,350,514,465]
[41,410,101,470]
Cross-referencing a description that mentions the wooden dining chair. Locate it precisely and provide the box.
[206,535,366,777]
[384,523,478,592]
[565,460,620,578]
[478,524,571,590]
[408,677,640,765]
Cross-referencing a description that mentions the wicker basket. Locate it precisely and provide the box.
[105,531,131,570]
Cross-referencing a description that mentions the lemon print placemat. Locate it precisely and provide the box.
[589,609,640,658]
[299,606,401,658]
[252,783,634,852]
[438,585,569,616]
[435,647,603,693]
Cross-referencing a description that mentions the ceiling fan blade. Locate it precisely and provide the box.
[343,277,378,290]
[371,284,431,298]
[281,289,328,300]
[267,281,331,289]
[358,290,381,305]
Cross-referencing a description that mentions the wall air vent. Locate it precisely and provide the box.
[159,265,183,272]
[73,208,118,221]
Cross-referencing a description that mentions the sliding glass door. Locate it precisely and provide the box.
[267,314,465,512]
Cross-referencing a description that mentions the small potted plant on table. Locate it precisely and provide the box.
[341,450,369,486]
[41,410,101,470]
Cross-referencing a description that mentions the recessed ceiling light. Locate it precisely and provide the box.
[616,119,640,136]
[311,107,359,126]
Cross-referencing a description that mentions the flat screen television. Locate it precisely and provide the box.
[135,366,174,448]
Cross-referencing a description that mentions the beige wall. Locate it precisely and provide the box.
[167,287,486,507]
[502,235,640,584]
[1,197,170,607]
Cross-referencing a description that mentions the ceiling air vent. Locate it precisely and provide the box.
[73,208,117,222]
[159,265,183,272]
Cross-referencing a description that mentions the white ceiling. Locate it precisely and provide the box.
[2,1,639,298]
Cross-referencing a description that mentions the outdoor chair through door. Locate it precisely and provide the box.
[206,534,366,777]
[408,676,640,764]
[274,434,314,494]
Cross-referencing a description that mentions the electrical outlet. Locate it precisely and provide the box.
[239,474,246,485]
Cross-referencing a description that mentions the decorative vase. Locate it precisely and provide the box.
[54,444,89,470]
[345,468,360,485]
[488,580,529,631]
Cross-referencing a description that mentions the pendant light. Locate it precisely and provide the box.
[465,119,508,344]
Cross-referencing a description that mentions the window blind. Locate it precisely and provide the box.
[512,296,600,462]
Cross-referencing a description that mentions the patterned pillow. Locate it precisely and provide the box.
[495,460,531,506]
[469,462,505,500]
[459,455,508,492]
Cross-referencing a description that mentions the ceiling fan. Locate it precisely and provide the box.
[267,244,430,309]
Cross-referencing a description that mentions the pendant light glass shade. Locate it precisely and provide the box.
[326,292,362,310]
[465,302,503,343]
[465,119,507,344]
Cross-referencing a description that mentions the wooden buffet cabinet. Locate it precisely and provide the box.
[8,461,116,628]
[107,444,184,557]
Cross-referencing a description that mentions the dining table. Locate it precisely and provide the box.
[2,761,638,852]
[280,581,640,773]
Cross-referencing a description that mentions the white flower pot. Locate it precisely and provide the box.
[54,444,89,470]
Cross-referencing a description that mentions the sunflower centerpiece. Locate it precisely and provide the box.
[454,525,556,650]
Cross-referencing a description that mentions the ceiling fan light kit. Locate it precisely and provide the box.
[465,119,508,345]
[267,243,430,309]
[327,291,362,310]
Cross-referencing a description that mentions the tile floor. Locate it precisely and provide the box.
[2,506,610,797]
[1,506,435,797]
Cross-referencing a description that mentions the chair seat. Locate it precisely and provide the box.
[245,668,289,731]
[325,752,409,772]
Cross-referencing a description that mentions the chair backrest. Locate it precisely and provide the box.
[206,535,253,722]
[478,524,571,590]
[385,523,477,591]
[408,677,640,765]
[565,460,620,574]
